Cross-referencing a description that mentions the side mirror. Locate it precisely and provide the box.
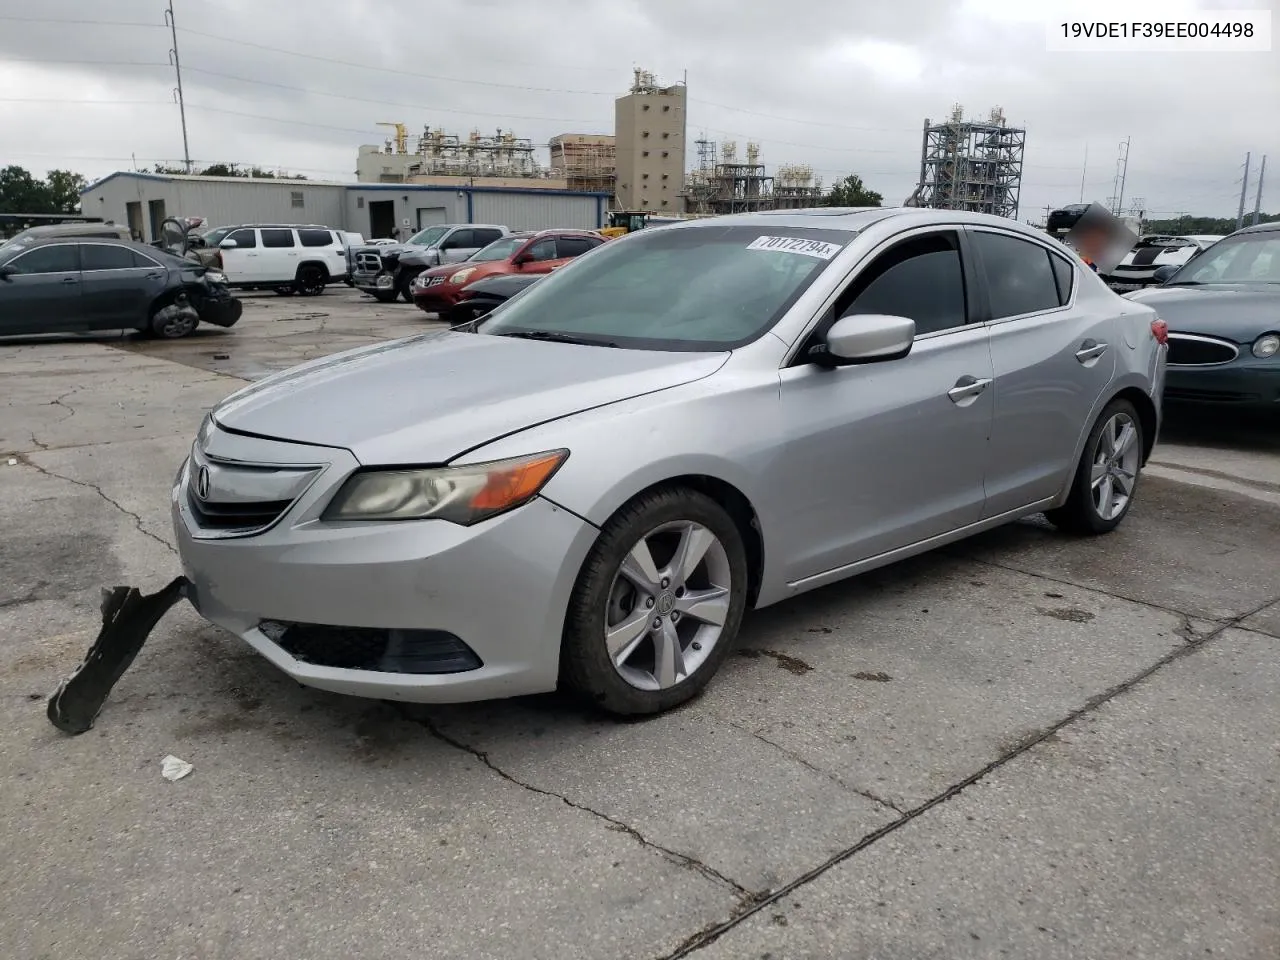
[0,264,15,280]
[1152,264,1178,284]
[218,238,238,249]
[512,252,531,266]
[816,313,916,366]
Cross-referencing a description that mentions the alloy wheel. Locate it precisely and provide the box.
[297,268,325,296]
[1090,412,1141,521]
[604,520,733,691]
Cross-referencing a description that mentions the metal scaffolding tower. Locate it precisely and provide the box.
[915,105,1026,219]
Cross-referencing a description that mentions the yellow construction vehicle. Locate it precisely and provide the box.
[600,210,649,238]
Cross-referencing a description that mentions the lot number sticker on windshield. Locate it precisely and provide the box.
[746,236,842,260]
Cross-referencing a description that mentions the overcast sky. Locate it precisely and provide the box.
[1,0,1276,220]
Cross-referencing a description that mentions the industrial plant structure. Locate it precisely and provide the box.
[357,125,552,184]
[613,69,688,212]
[912,105,1026,219]
[683,139,823,215]
[548,134,616,195]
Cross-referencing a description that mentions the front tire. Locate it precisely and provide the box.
[560,487,749,716]
[1046,398,1144,535]
[149,298,200,339]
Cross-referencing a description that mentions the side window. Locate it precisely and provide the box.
[297,229,334,248]
[9,245,80,274]
[526,238,558,262]
[260,229,295,248]
[81,244,138,271]
[226,228,257,249]
[556,237,599,258]
[446,229,474,249]
[1049,253,1074,305]
[474,229,503,246]
[972,231,1062,319]
[132,249,161,269]
[834,231,968,336]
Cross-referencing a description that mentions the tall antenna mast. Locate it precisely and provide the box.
[165,0,191,173]
[1251,155,1266,227]
[1237,152,1251,230]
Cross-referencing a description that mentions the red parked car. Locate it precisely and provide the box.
[411,229,607,314]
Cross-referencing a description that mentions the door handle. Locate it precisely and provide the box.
[144,272,162,280]
[947,375,993,404]
[1075,340,1109,363]
[61,276,79,284]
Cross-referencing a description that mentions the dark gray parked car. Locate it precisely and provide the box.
[1126,220,1280,411]
[0,236,242,339]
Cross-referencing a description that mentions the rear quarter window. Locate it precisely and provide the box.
[260,229,295,248]
[298,229,335,247]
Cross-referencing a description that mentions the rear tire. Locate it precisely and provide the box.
[370,290,398,303]
[295,264,327,297]
[560,487,749,716]
[1045,398,1144,535]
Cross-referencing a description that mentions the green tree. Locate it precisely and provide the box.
[0,165,54,213]
[824,173,883,208]
[44,169,88,212]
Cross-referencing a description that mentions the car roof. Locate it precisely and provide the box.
[1230,220,1280,237]
[663,206,1053,240]
[2,235,177,257]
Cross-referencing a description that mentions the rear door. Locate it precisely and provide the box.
[219,228,260,284]
[439,229,475,264]
[0,243,84,335]
[554,234,605,270]
[79,243,169,329]
[969,226,1117,516]
[258,228,298,283]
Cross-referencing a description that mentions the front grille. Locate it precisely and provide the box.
[1167,334,1239,366]
[187,489,292,530]
[426,276,444,287]
[260,622,483,674]
[355,252,382,272]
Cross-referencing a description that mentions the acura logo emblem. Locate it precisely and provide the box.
[196,465,211,500]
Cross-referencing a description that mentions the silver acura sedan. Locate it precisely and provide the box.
[173,208,1168,716]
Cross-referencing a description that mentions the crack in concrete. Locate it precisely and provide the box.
[724,718,905,816]
[662,592,1280,958]
[15,454,177,557]
[409,713,761,901]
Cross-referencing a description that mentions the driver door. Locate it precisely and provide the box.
[0,243,84,335]
[772,228,995,584]
[516,237,561,275]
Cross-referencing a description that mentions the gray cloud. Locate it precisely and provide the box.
[1,0,1276,219]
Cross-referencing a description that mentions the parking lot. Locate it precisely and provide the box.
[2,287,1278,959]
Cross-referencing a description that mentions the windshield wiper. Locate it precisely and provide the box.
[497,330,618,347]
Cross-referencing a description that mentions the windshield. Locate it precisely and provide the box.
[408,226,449,247]
[1169,232,1280,284]
[470,236,527,262]
[476,224,851,350]
[0,237,33,261]
[203,227,232,246]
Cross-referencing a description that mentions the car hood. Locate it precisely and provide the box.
[211,330,729,464]
[463,274,541,298]
[351,243,417,261]
[1124,284,1280,341]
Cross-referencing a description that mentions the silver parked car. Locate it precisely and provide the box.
[172,208,1168,716]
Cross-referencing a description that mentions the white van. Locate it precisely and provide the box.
[215,225,349,296]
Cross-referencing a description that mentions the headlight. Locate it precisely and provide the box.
[449,267,477,286]
[322,449,568,524]
[204,271,227,284]
[1252,333,1279,359]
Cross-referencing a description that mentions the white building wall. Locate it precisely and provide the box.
[471,191,602,230]
[81,174,346,241]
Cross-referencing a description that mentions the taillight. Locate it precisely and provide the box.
[1151,319,1168,345]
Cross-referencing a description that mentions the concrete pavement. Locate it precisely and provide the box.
[2,289,1276,960]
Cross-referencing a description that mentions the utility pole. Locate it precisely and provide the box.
[1114,137,1130,216]
[1237,152,1251,230]
[1252,155,1267,226]
[1079,143,1088,203]
[165,0,191,173]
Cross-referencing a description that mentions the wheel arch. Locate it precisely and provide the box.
[585,473,766,610]
[295,259,329,279]
[1054,377,1161,504]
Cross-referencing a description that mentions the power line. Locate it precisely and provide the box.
[0,15,164,27]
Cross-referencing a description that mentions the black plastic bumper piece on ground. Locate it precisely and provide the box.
[263,622,483,674]
[46,576,191,735]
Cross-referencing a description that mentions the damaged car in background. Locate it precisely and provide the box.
[1100,234,1224,292]
[0,235,241,339]
[153,208,1165,721]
